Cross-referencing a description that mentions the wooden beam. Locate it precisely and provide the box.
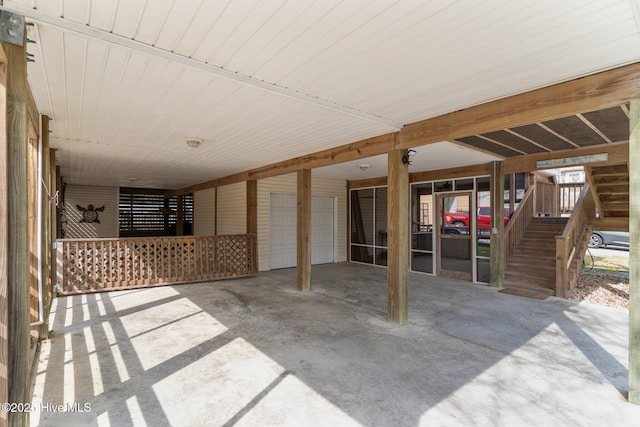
[589,217,628,232]
[398,62,640,148]
[176,62,640,197]
[3,36,31,426]
[26,84,37,139]
[629,99,640,405]
[387,148,409,324]
[246,180,257,235]
[348,162,493,190]
[347,176,388,190]
[490,161,505,288]
[0,42,8,427]
[173,133,396,195]
[583,166,605,217]
[410,163,493,183]
[504,142,628,174]
[38,115,50,341]
[297,170,311,292]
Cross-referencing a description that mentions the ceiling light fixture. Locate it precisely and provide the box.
[358,164,370,171]
[128,177,139,183]
[186,137,203,148]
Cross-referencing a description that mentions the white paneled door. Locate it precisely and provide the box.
[270,194,334,269]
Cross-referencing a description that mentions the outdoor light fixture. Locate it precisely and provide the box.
[402,149,416,165]
[358,164,370,171]
[185,137,203,148]
[128,177,139,183]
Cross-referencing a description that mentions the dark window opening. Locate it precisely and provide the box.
[119,187,193,237]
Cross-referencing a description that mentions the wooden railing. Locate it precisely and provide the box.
[505,184,536,263]
[558,182,585,214]
[555,185,595,298]
[55,234,257,295]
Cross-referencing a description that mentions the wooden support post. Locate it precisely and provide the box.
[246,180,257,234]
[38,116,51,340]
[3,36,31,426]
[387,148,409,324]
[629,99,640,405]
[297,170,311,292]
[0,43,8,427]
[48,149,56,304]
[490,161,505,288]
[509,173,516,217]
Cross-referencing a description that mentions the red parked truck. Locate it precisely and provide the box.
[444,206,510,232]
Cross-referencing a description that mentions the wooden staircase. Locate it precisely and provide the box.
[505,218,566,295]
[504,217,592,296]
[585,162,629,218]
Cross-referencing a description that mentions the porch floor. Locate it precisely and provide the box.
[31,263,639,426]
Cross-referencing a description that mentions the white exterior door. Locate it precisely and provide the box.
[270,193,334,269]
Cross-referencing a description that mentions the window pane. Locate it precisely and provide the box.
[477,258,490,283]
[375,248,388,266]
[375,188,387,247]
[411,251,433,273]
[350,189,374,245]
[351,245,373,264]
[455,178,474,191]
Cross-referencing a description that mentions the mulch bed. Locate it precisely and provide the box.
[567,270,629,309]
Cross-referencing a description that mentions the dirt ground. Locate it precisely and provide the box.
[568,270,629,309]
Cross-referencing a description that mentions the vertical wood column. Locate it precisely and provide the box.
[38,116,51,340]
[0,44,9,427]
[629,99,640,405]
[297,169,311,291]
[490,160,505,288]
[3,36,31,426]
[387,148,409,324]
[48,149,56,316]
[246,180,257,234]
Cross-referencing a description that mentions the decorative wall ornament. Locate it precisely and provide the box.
[76,204,105,224]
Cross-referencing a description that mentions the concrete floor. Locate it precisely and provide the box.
[30,263,639,426]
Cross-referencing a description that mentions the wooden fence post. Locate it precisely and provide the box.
[3,31,31,426]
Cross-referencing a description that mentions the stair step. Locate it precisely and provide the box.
[512,247,556,256]
[507,259,555,271]
[505,271,555,288]
[502,280,555,295]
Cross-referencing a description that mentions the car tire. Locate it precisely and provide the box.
[452,221,466,228]
[589,233,603,248]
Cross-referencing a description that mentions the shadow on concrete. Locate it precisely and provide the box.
[31,263,638,426]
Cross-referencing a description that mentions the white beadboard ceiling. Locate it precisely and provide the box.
[3,0,640,188]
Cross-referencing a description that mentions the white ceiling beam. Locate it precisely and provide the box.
[0,4,404,131]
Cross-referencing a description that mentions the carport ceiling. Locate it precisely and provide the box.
[3,0,640,188]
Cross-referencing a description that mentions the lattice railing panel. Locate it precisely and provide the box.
[56,234,257,294]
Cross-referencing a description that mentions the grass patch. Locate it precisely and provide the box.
[582,251,629,272]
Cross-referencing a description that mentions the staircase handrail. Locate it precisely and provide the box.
[555,183,595,297]
[505,183,536,262]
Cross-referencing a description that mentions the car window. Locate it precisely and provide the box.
[478,207,489,215]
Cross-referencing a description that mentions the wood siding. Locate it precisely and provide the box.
[257,173,347,272]
[217,182,247,235]
[194,188,216,236]
[63,185,119,238]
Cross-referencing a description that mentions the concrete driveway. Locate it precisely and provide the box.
[31,263,639,426]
